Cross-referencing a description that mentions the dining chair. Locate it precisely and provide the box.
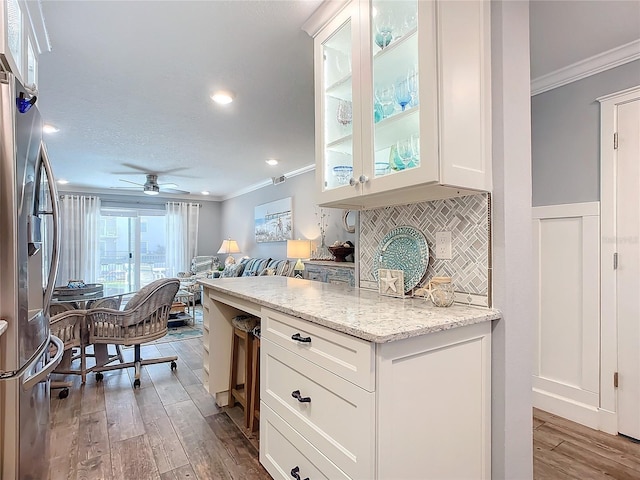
[85,278,180,388]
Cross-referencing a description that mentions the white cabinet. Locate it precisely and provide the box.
[260,307,492,480]
[306,0,491,209]
[1,0,48,88]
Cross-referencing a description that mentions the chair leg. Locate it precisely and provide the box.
[115,344,124,363]
[133,344,141,388]
[249,337,260,432]
[243,333,253,429]
[228,331,239,408]
[81,346,86,384]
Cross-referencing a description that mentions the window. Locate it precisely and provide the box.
[98,207,166,291]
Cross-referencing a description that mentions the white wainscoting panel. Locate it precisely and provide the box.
[532,202,600,428]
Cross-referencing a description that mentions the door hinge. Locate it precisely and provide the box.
[614,252,618,269]
[614,132,618,150]
[614,372,619,388]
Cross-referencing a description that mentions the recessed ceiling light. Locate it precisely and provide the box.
[266,159,278,166]
[43,124,59,134]
[201,191,210,195]
[211,91,234,105]
[57,179,69,185]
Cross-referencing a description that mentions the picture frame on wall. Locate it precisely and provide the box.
[255,197,293,243]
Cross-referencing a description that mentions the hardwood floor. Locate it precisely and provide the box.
[48,336,270,480]
[534,408,640,479]
[49,332,640,479]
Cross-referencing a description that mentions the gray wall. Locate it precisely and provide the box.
[220,170,355,260]
[531,60,640,206]
[58,189,222,257]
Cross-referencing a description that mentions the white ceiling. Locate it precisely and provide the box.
[37,0,640,200]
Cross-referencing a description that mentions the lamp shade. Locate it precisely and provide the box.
[287,239,312,260]
[217,239,241,255]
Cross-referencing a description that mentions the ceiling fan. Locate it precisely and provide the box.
[117,174,190,195]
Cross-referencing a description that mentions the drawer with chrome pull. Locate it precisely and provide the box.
[261,338,375,480]
[261,308,374,391]
[260,403,351,480]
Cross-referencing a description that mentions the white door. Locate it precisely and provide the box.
[616,98,640,439]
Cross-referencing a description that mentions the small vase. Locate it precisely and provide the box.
[314,237,332,260]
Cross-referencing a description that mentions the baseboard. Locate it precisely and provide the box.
[533,388,600,430]
[598,409,618,435]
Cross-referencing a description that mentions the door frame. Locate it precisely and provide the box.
[598,85,640,435]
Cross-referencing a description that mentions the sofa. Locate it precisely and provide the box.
[219,257,295,278]
[178,255,221,302]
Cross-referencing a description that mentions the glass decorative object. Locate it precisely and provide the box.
[426,276,456,307]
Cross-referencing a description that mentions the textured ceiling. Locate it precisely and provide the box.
[37,0,640,200]
[38,0,322,200]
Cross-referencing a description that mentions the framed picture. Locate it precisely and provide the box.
[255,197,293,243]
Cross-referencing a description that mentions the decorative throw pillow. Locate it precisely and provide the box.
[259,268,276,276]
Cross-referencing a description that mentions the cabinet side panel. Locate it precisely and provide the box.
[377,324,491,479]
[438,0,491,190]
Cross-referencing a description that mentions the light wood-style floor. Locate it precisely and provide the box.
[534,407,640,479]
[49,332,640,480]
[48,336,270,480]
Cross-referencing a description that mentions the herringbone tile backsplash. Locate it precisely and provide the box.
[359,194,490,304]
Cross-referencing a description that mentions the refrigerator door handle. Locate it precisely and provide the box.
[22,334,64,391]
[39,142,60,308]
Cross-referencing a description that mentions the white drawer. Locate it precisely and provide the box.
[260,404,351,480]
[262,339,375,480]
[262,308,375,391]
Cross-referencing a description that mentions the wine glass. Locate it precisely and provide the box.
[376,87,395,118]
[407,67,419,108]
[394,79,411,111]
[396,138,414,169]
[410,135,420,166]
[336,100,352,135]
[374,11,393,50]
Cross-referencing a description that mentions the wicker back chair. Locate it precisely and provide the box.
[86,278,180,388]
[50,309,88,386]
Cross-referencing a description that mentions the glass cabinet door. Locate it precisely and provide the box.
[370,0,419,178]
[318,6,358,198]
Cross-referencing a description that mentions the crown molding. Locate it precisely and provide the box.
[531,39,640,96]
[222,164,316,201]
[301,0,350,37]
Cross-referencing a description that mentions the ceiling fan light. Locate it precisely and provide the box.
[144,184,160,195]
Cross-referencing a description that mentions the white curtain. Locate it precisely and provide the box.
[165,202,200,277]
[56,195,101,286]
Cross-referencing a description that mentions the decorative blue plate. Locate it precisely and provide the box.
[373,226,429,293]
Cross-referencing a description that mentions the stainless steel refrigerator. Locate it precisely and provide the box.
[0,71,64,479]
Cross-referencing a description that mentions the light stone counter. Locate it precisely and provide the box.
[199,276,500,343]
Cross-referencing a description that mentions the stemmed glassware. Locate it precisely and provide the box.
[374,10,394,50]
[336,99,353,135]
[396,135,420,169]
[407,66,419,108]
[394,79,411,111]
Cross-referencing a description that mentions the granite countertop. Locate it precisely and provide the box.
[199,276,500,343]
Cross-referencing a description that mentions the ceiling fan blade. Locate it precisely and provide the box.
[164,188,191,195]
[120,179,144,186]
[157,182,178,189]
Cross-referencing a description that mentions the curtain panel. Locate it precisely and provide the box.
[57,195,101,286]
[165,202,200,277]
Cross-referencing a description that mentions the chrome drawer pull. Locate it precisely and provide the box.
[291,333,311,343]
[290,466,309,480]
[291,389,311,403]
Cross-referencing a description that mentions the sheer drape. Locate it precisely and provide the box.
[165,202,199,277]
[57,195,101,286]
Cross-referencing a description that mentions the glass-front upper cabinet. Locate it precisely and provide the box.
[315,2,361,203]
[311,0,490,208]
[1,0,24,77]
[361,0,439,195]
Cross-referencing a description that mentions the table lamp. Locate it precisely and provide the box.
[287,239,312,278]
[218,239,241,266]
